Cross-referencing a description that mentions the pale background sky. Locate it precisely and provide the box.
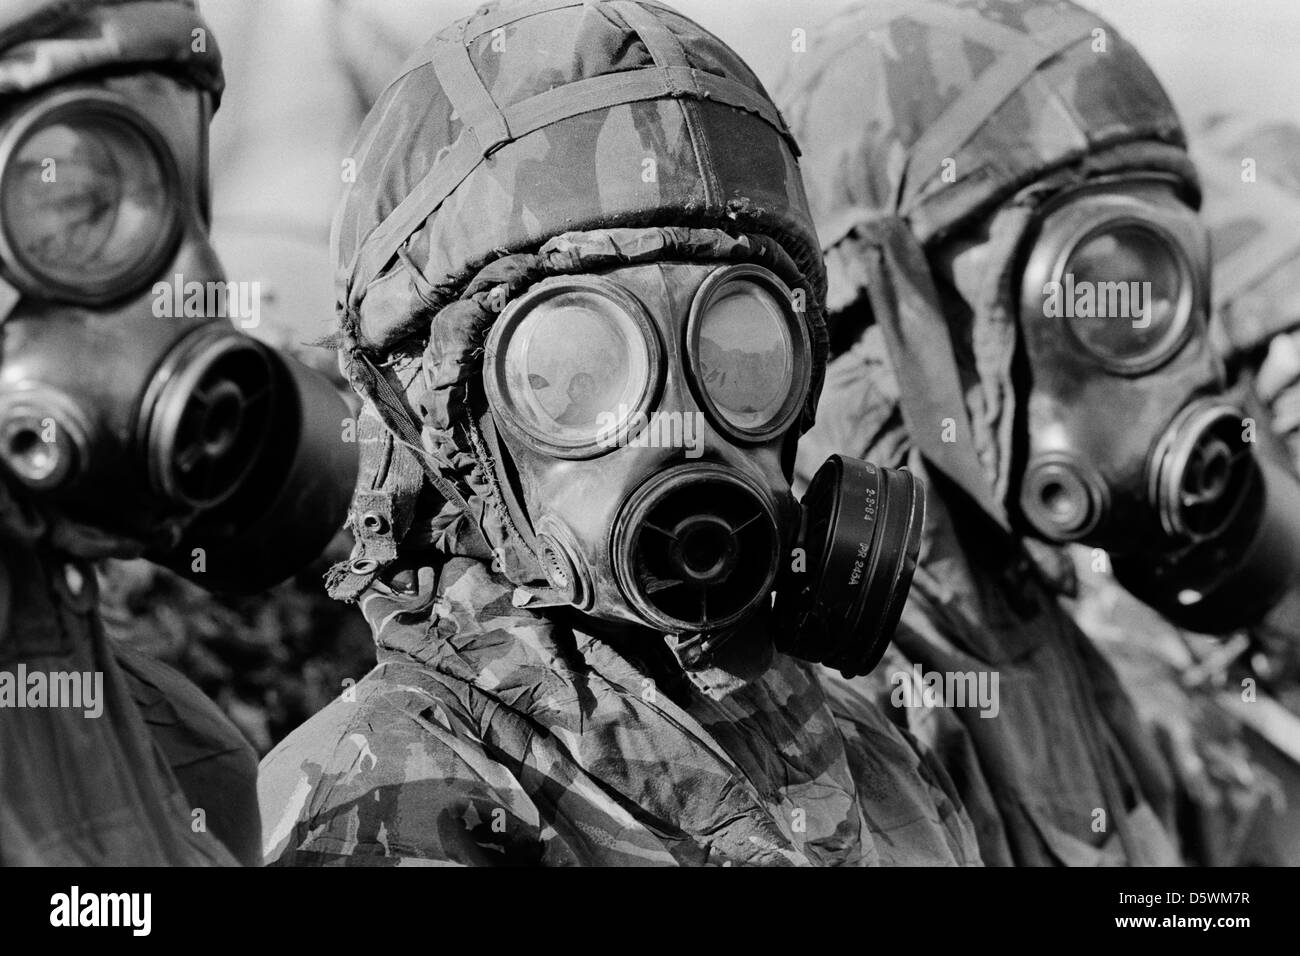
[240,0,1296,125]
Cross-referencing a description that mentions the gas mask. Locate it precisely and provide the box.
[1002,173,1300,630]
[0,76,357,591]
[482,259,924,678]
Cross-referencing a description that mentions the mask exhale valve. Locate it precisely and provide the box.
[1150,400,1255,541]
[613,464,781,632]
[141,326,276,509]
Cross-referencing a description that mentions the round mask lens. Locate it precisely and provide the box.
[691,270,807,440]
[1062,225,1188,364]
[496,287,654,452]
[0,103,176,301]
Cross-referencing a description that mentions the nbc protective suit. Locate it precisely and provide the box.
[0,0,356,865]
[777,0,1300,866]
[258,0,981,867]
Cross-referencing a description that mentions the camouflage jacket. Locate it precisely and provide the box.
[259,557,982,866]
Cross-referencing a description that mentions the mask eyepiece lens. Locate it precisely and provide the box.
[697,286,793,429]
[0,94,181,302]
[687,265,811,443]
[1067,226,1185,360]
[486,281,659,458]
[1024,197,1204,374]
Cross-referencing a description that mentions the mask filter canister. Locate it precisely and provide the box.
[775,455,925,677]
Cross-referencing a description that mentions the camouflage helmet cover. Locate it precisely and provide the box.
[779,0,1198,285]
[0,0,223,103]
[333,0,826,356]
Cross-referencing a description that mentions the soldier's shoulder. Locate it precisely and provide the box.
[257,661,541,866]
[818,666,984,866]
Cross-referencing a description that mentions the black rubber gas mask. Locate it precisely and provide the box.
[1001,173,1300,630]
[0,75,356,591]
[483,260,923,678]
[1014,175,1233,544]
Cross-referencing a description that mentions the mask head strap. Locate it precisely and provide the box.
[0,0,225,106]
[887,3,1100,217]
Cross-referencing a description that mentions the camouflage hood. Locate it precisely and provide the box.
[775,0,1198,525]
[780,0,1195,286]
[328,0,829,601]
[0,0,223,103]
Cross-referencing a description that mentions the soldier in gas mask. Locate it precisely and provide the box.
[1068,113,1300,865]
[0,0,357,864]
[258,0,981,867]
[777,0,1300,865]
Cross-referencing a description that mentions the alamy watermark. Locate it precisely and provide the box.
[0,665,102,718]
[596,405,705,458]
[152,273,261,328]
[890,664,1000,719]
[50,886,151,936]
[1042,274,1155,328]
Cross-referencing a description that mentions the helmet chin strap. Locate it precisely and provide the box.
[469,397,584,609]
[466,404,549,583]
